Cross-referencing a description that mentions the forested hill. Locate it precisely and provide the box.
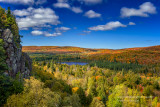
[22,46,100,53]
[23,45,160,65]
[23,45,160,54]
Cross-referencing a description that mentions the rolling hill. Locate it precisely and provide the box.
[22,45,160,65]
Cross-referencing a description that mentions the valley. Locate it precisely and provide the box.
[0,3,160,107]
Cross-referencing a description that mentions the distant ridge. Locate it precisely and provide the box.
[22,45,160,54]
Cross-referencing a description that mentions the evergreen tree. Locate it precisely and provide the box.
[76,87,87,105]
[0,39,7,73]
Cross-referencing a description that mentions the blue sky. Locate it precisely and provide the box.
[0,0,160,49]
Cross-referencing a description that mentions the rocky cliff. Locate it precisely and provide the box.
[0,29,32,78]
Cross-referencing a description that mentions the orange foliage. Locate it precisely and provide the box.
[140,76,145,79]
[23,45,160,65]
[22,46,97,54]
[147,77,150,80]
[96,97,101,101]
[157,103,160,107]
[147,73,153,77]
[96,76,102,80]
[137,84,143,93]
[72,87,79,93]
[84,45,160,65]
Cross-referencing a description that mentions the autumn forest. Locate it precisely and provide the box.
[0,3,160,107]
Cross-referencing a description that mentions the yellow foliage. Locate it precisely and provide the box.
[91,76,95,79]
[43,66,47,71]
[5,77,61,107]
[54,72,62,80]
[106,90,109,95]
[71,79,83,87]
[72,87,79,93]
[142,76,145,78]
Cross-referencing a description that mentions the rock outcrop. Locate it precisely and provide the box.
[1,29,32,78]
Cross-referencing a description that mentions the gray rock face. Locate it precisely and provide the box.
[1,29,32,78]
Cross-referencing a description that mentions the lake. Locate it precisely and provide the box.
[60,62,88,65]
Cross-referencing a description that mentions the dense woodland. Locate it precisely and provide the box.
[23,45,160,65]
[28,52,160,74]
[0,7,160,107]
[5,60,159,106]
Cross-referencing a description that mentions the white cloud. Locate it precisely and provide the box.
[53,2,70,8]
[0,0,34,5]
[129,22,136,25]
[0,0,47,5]
[53,0,70,8]
[14,9,30,17]
[31,26,70,37]
[44,32,62,37]
[84,10,101,18]
[71,7,83,13]
[53,0,83,14]
[55,27,71,32]
[89,21,126,31]
[14,7,60,30]
[121,2,157,17]
[31,30,62,37]
[31,30,43,35]
[79,0,102,5]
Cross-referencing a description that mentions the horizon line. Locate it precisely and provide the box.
[22,45,160,50]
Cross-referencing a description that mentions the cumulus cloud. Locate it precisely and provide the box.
[0,0,47,5]
[129,22,136,25]
[31,30,62,37]
[84,10,101,18]
[89,21,126,31]
[121,2,157,17]
[53,2,70,8]
[31,26,70,37]
[55,27,71,32]
[79,0,102,5]
[53,0,83,13]
[31,30,43,35]
[14,9,30,17]
[71,7,83,13]
[0,0,34,5]
[51,26,71,36]
[14,7,60,30]
[53,0,70,8]
[44,32,62,37]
